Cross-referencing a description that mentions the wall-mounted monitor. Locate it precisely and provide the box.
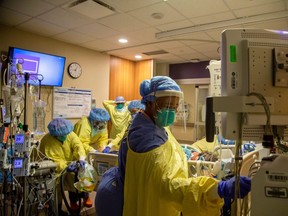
[8,47,66,87]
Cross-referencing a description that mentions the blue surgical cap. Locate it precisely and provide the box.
[128,100,145,111]
[115,96,126,104]
[48,118,73,136]
[89,108,110,122]
[140,76,182,103]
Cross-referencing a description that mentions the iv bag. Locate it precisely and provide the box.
[3,86,11,123]
[33,100,46,136]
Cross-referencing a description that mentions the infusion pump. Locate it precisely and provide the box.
[14,133,31,152]
[11,133,57,177]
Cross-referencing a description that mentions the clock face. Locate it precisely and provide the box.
[68,62,82,79]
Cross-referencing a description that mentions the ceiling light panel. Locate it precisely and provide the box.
[135,55,142,59]
[118,38,128,43]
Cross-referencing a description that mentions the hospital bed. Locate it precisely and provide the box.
[87,152,118,190]
[88,144,236,183]
[186,143,268,179]
[183,143,235,179]
[88,144,267,188]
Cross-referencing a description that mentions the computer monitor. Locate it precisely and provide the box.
[8,47,66,87]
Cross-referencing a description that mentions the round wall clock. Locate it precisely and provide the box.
[68,62,82,79]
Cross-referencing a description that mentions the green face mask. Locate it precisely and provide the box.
[116,104,124,110]
[57,135,67,142]
[155,108,176,127]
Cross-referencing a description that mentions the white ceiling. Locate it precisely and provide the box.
[0,0,288,64]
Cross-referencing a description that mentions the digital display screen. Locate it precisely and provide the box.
[15,134,25,144]
[8,47,66,87]
[14,158,23,169]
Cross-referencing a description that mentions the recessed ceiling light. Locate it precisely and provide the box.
[118,38,128,43]
[135,55,142,59]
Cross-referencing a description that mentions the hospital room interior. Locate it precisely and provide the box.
[0,0,288,215]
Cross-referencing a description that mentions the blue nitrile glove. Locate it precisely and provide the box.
[79,160,86,169]
[102,146,111,153]
[218,176,251,199]
[67,162,78,172]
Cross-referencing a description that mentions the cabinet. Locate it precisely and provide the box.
[194,85,210,141]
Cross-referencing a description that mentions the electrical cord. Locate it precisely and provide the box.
[247,92,271,132]
[60,166,81,216]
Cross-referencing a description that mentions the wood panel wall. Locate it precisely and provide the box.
[109,56,134,101]
[134,60,153,99]
[109,56,153,101]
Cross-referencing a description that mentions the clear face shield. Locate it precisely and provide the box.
[91,120,107,130]
[91,120,107,137]
[153,90,186,131]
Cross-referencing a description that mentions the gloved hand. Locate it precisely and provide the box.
[218,176,251,199]
[102,146,111,153]
[79,160,86,169]
[67,162,78,172]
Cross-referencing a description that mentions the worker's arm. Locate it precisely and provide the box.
[109,125,127,150]
[91,130,109,151]
[39,135,70,173]
[103,100,115,112]
[69,132,87,160]
[74,119,95,153]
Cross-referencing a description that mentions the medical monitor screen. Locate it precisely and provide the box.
[15,134,25,145]
[13,158,23,169]
[8,47,66,87]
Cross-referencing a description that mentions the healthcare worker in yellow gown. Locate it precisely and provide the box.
[103,96,130,139]
[95,76,251,216]
[39,118,87,215]
[74,108,110,152]
[102,100,145,153]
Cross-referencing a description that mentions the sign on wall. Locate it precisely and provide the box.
[53,87,92,118]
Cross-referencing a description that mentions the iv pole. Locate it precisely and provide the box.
[22,72,30,216]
